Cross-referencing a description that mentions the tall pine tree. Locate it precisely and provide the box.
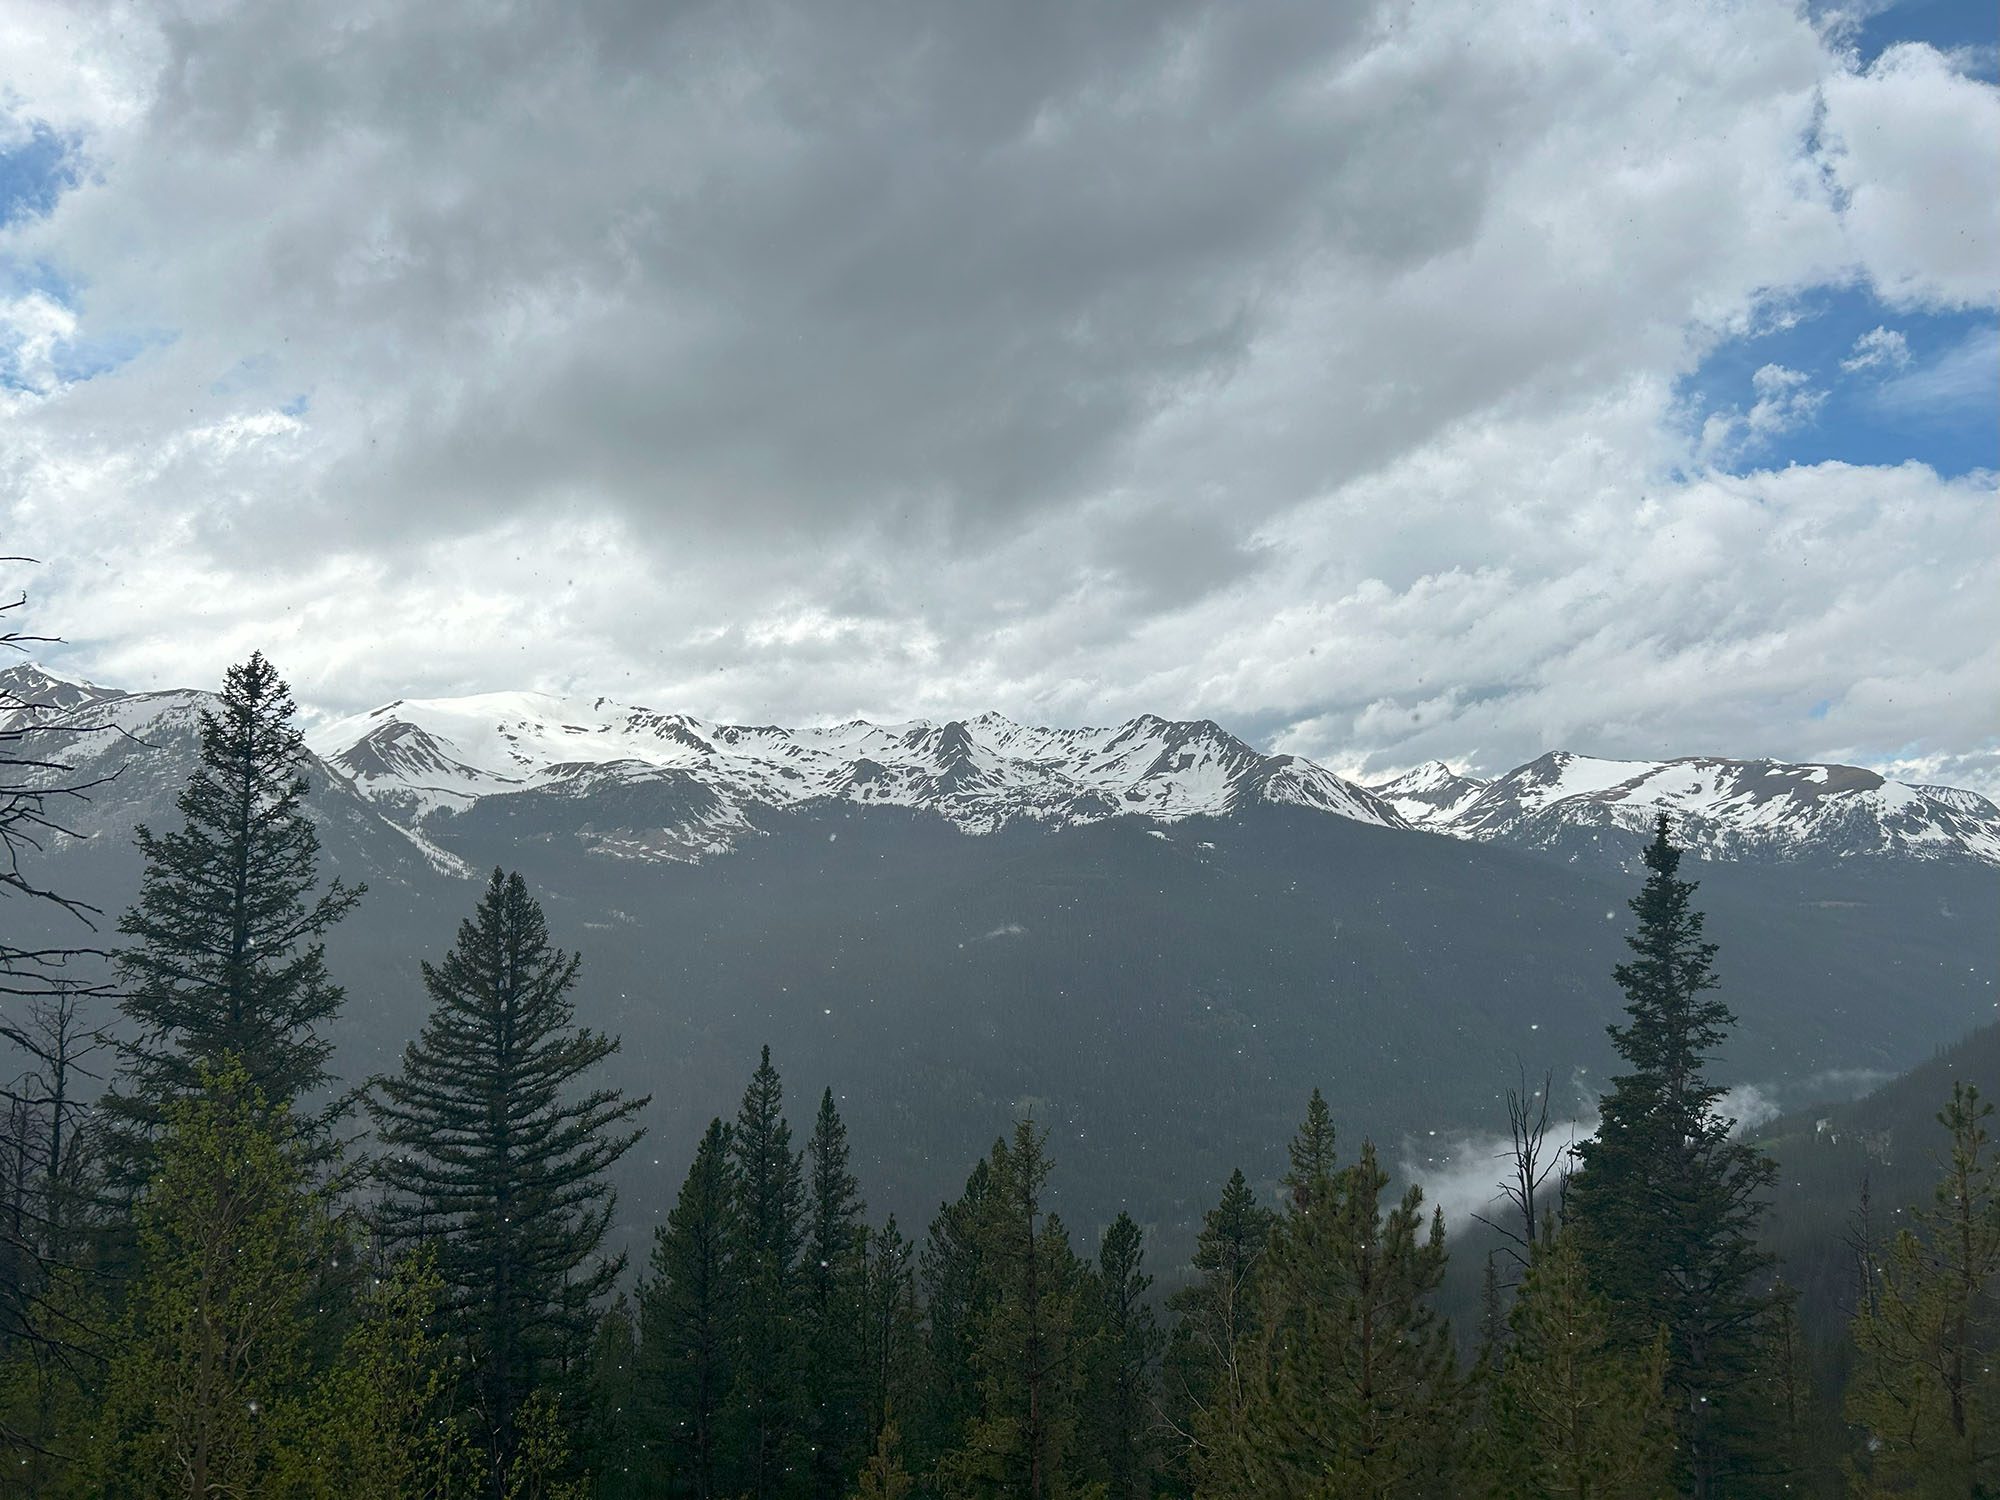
[1200,1106,1464,1499]
[1477,1224,1673,1499]
[858,1215,919,1455]
[1081,1212,1162,1500]
[105,653,361,1176]
[88,1060,318,1498]
[1568,815,1776,1497]
[636,1117,737,1500]
[1845,1082,2000,1494]
[727,1047,808,1499]
[370,869,647,1496]
[947,1121,1085,1500]
[913,1158,993,1473]
[802,1088,867,1498]
[577,1298,640,1500]
[1164,1168,1274,1491]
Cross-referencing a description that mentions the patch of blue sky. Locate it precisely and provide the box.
[1844,0,1999,77]
[0,121,80,227]
[0,253,76,302]
[1676,282,1998,477]
[2,120,174,390]
[0,254,175,390]
[51,326,174,384]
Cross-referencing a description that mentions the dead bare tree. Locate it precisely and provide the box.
[4,983,108,1253]
[1475,1063,1566,1275]
[0,567,122,1465]
[0,564,123,1012]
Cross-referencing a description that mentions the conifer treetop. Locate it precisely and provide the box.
[108,651,362,1164]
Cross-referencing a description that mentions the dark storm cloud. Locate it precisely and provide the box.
[2,0,1995,788]
[139,0,1410,559]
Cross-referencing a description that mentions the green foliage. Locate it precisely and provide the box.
[805,1087,869,1498]
[371,868,648,1489]
[858,1216,919,1451]
[1198,1101,1464,1500]
[266,1253,483,1499]
[727,1046,809,1498]
[1846,1082,2000,1495]
[86,1060,317,1498]
[104,652,362,1178]
[1164,1166,1274,1488]
[944,1121,1086,1500]
[1477,1225,1673,1500]
[636,1115,737,1498]
[0,1263,108,1499]
[578,1299,641,1500]
[912,1157,993,1474]
[503,1388,589,1500]
[1079,1212,1162,1499]
[851,1417,915,1500]
[1567,814,1777,1493]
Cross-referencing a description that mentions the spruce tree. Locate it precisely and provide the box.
[1477,1225,1673,1500]
[858,1216,918,1452]
[727,1047,808,1499]
[637,1117,737,1500]
[913,1158,993,1470]
[851,1419,915,1500]
[578,1299,641,1500]
[105,653,361,1175]
[370,869,647,1495]
[803,1089,867,1498]
[1286,1088,1338,1207]
[1846,1082,2000,1494]
[947,1121,1084,1500]
[1082,1212,1162,1499]
[1746,1283,1823,1496]
[1567,815,1776,1496]
[1201,1105,1463,1499]
[1164,1166,1274,1484]
[89,1060,318,1498]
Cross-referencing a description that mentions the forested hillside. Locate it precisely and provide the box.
[7,661,1993,1278]
[3,649,1993,1496]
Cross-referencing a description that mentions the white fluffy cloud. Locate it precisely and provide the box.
[2,0,1995,788]
[1841,325,1911,372]
[1819,41,2000,308]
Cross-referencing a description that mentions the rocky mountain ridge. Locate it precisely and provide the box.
[8,664,1996,867]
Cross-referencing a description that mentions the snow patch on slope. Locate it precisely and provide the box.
[308,693,1408,859]
[1382,750,2000,865]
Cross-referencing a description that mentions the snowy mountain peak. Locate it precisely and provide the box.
[0,661,127,723]
[304,692,1407,855]
[18,663,1994,869]
[1426,751,2000,864]
[1373,760,1491,827]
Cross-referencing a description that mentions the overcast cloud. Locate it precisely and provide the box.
[2,0,1995,787]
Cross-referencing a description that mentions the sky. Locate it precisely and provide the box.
[2,0,1995,791]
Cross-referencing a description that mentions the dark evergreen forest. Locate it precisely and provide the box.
[2,647,1994,1497]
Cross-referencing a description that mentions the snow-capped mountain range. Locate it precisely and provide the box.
[307,691,1405,840]
[7,664,1997,867]
[1375,752,2000,865]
